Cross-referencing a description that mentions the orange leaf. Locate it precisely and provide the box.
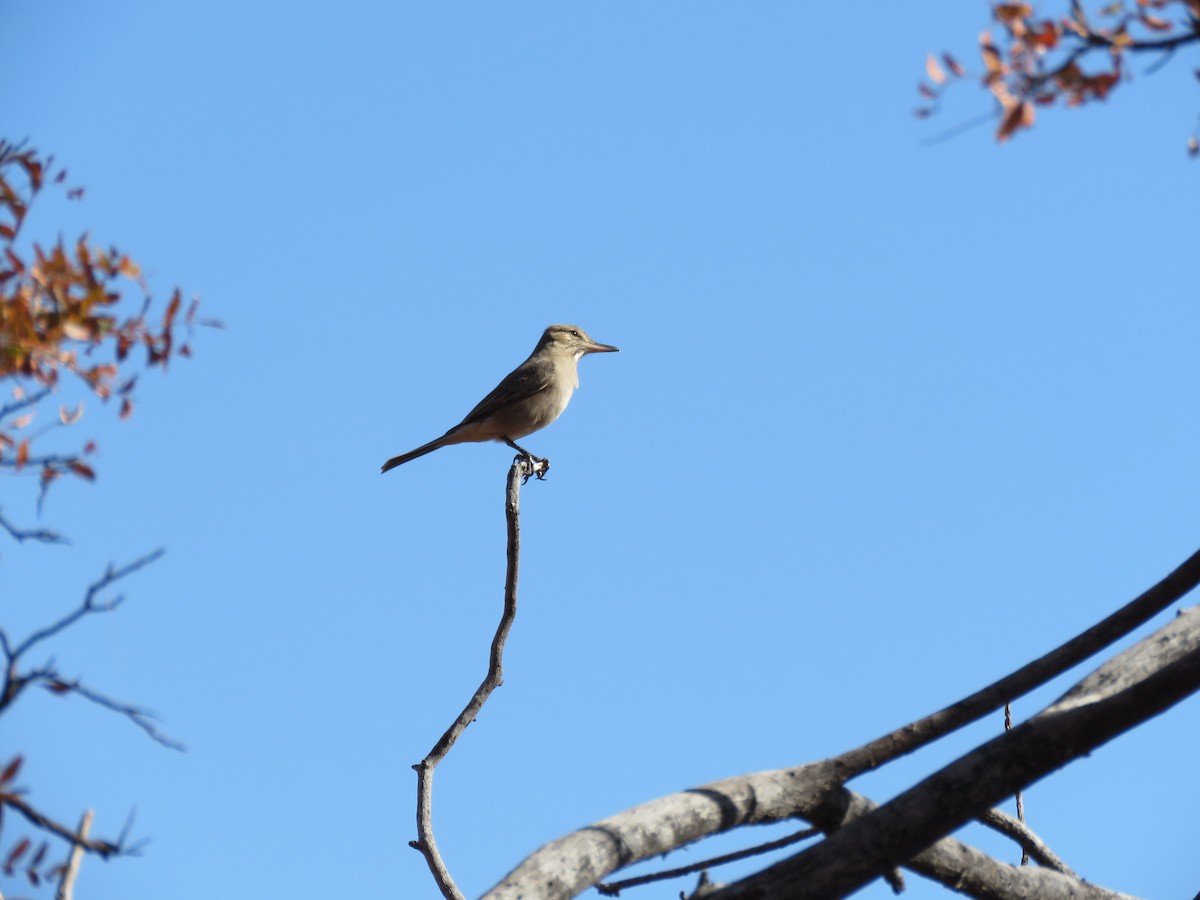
[995,3,1033,23]
[1138,11,1172,29]
[15,439,28,470]
[943,53,966,77]
[997,101,1035,142]
[11,413,33,429]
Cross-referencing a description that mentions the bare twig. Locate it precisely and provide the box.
[411,456,544,899]
[977,808,1074,875]
[54,809,93,900]
[0,386,52,421]
[9,548,163,661]
[0,509,67,545]
[0,549,180,752]
[1004,702,1029,865]
[0,795,117,857]
[595,826,819,896]
[33,676,184,751]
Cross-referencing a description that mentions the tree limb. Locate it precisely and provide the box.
[708,606,1200,899]
[486,551,1200,899]
[411,455,545,899]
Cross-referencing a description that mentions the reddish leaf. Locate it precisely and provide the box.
[83,440,97,454]
[0,756,22,785]
[164,289,181,329]
[943,52,966,77]
[15,439,28,470]
[5,837,30,868]
[918,82,937,98]
[1189,136,1199,157]
[0,223,13,241]
[68,460,96,481]
[119,397,133,420]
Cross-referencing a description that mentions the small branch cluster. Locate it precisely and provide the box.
[0,547,179,892]
[916,1,1200,149]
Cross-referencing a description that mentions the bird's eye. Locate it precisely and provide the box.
[570,329,580,337]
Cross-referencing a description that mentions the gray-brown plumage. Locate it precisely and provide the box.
[380,324,619,473]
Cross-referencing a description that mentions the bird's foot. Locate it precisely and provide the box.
[514,452,550,483]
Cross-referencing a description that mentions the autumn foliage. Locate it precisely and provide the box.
[0,140,205,497]
[1,140,205,893]
[917,0,1200,150]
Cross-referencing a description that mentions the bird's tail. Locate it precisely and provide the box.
[380,436,450,473]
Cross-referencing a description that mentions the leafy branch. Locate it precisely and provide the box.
[916,1,1200,149]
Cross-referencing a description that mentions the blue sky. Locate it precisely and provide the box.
[4,2,1199,898]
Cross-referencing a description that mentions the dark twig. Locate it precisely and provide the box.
[1005,702,1029,865]
[0,509,67,545]
[595,826,819,896]
[0,549,178,753]
[0,386,53,420]
[34,676,184,751]
[410,456,540,899]
[0,794,119,857]
[9,549,164,661]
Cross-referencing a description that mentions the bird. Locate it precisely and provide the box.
[380,324,619,473]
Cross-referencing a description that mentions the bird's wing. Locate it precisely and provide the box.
[456,357,555,427]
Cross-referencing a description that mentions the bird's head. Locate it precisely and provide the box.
[539,324,619,360]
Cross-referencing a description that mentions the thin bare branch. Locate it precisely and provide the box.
[11,548,164,660]
[0,509,66,545]
[34,676,184,751]
[0,795,118,858]
[0,386,52,421]
[411,455,546,900]
[977,808,1075,875]
[595,827,820,896]
[54,809,92,900]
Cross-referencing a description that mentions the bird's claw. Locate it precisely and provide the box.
[514,453,550,483]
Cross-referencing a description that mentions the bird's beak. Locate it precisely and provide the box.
[582,339,619,354]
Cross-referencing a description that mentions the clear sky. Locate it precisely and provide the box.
[4,3,1199,898]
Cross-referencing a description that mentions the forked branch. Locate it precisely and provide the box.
[411,455,545,899]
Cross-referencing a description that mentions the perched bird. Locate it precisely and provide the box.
[381,324,619,473]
